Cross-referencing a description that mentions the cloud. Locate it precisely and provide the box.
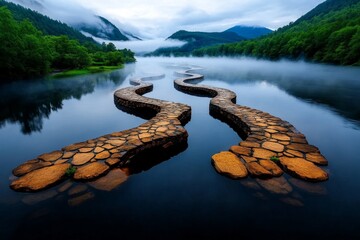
[87,35,186,54]
[8,0,325,38]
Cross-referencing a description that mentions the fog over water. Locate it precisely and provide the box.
[1,57,360,239]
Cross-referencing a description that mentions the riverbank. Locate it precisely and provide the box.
[51,65,124,78]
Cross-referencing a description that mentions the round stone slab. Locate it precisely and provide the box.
[72,153,95,166]
[73,162,110,181]
[10,164,70,192]
[279,157,328,182]
[212,151,248,179]
[38,151,63,162]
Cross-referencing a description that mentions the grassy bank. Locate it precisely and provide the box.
[51,65,123,78]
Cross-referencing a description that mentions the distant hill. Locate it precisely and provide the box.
[225,26,273,39]
[194,0,360,66]
[149,30,245,56]
[0,1,95,44]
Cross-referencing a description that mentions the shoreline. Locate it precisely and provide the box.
[51,65,124,78]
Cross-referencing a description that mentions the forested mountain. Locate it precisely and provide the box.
[149,30,245,56]
[225,26,273,39]
[294,0,359,24]
[7,0,141,41]
[0,5,135,81]
[0,0,95,44]
[194,0,360,66]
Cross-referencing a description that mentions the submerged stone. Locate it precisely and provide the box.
[256,177,293,195]
[89,169,128,191]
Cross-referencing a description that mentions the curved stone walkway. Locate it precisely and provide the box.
[10,75,191,192]
[174,67,329,182]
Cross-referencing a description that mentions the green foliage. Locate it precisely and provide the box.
[46,35,91,69]
[193,0,360,66]
[270,156,280,162]
[66,166,77,177]
[0,7,52,79]
[52,66,122,78]
[0,0,95,44]
[0,6,135,81]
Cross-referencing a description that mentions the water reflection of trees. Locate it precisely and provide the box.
[0,67,134,134]
[201,67,360,126]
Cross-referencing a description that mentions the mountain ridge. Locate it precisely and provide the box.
[193,0,360,66]
[225,25,273,39]
[149,29,245,56]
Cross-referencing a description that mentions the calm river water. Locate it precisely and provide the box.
[1,57,360,239]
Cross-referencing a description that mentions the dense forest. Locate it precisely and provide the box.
[0,0,95,44]
[0,6,135,81]
[193,0,360,66]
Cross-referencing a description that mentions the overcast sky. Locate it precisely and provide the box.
[10,0,325,38]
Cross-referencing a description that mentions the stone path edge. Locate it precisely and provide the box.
[174,67,329,182]
[10,74,191,192]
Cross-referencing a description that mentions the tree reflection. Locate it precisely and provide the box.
[0,67,133,134]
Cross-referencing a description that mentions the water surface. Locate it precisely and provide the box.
[1,57,360,239]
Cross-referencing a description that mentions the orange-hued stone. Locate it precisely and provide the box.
[38,151,63,162]
[73,162,109,180]
[139,133,152,139]
[305,153,328,166]
[242,156,257,163]
[286,149,303,158]
[246,162,273,178]
[259,160,283,176]
[79,148,93,153]
[13,161,52,177]
[10,164,70,192]
[211,151,248,179]
[106,140,126,146]
[272,133,291,141]
[240,141,260,148]
[72,153,95,166]
[262,141,284,152]
[252,148,275,159]
[63,143,87,151]
[287,143,319,153]
[94,147,104,153]
[62,152,76,159]
[230,145,251,156]
[105,158,121,167]
[89,169,128,191]
[279,157,328,182]
[95,151,111,160]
